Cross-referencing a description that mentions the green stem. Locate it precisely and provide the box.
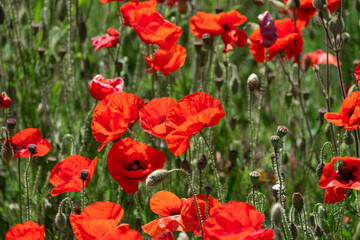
[200,131,223,203]
[299,211,306,240]
[24,154,33,221]
[18,158,22,222]
[81,180,85,211]
[58,197,74,214]
[274,148,283,201]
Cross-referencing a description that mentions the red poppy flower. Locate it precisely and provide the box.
[146,44,186,77]
[89,74,124,101]
[99,0,137,3]
[190,10,247,53]
[0,92,11,109]
[142,191,194,237]
[91,28,120,52]
[91,92,145,151]
[7,128,51,158]
[5,221,45,240]
[250,18,304,63]
[139,97,176,138]
[319,156,360,204]
[121,0,157,27]
[301,49,338,68]
[354,61,360,84]
[69,201,124,240]
[203,202,274,240]
[150,230,174,240]
[49,155,97,196]
[283,0,340,26]
[107,138,165,193]
[324,187,346,204]
[165,92,225,156]
[324,91,360,130]
[184,194,221,237]
[101,226,143,240]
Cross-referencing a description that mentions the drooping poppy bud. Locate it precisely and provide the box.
[55,212,67,230]
[146,170,170,187]
[258,11,278,47]
[271,203,283,227]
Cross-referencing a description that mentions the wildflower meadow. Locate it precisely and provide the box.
[2,0,360,239]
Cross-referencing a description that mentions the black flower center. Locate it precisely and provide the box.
[125,160,144,171]
[336,165,358,184]
[347,109,355,119]
[171,210,180,215]
[222,23,230,32]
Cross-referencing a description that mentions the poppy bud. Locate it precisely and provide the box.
[272,184,284,198]
[252,0,264,6]
[135,217,143,232]
[2,141,13,162]
[314,225,324,237]
[6,118,16,132]
[202,33,213,50]
[319,5,331,21]
[38,47,45,59]
[270,135,280,149]
[286,0,297,11]
[178,0,188,14]
[268,0,287,12]
[276,125,289,138]
[197,153,207,171]
[269,152,276,160]
[0,4,4,25]
[204,185,212,196]
[28,144,37,156]
[31,21,42,35]
[258,11,278,47]
[55,212,67,230]
[313,0,326,10]
[215,5,223,14]
[316,162,325,179]
[80,169,89,181]
[215,77,223,89]
[247,73,259,91]
[146,169,169,187]
[271,203,283,227]
[344,131,354,145]
[289,223,298,239]
[329,13,344,37]
[178,232,189,240]
[115,61,123,75]
[180,160,191,174]
[292,192,304,212]
[303,56,312,71]
[318,108,327,120]
[250,171,260,187]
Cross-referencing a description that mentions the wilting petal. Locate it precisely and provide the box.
[258,11,277,47]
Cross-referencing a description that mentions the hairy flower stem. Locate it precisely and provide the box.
[81,180,85,211]
[299,211,306,240]
[18,158,22,222]
[200,131,223,203]
[274,148,283,201]
[58,197,74,214]
[254,48,269,151]
[248,91,254,169]
[336,198,347,237]
[80,102,97,154]
[205,194,209,219]
[24,154,34,221]
[335,51,346,100]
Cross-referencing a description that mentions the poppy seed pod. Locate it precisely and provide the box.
[344,131,354,145]
[178,0,188,14]
[215,77,224,89]
[289,223,298,239]
[270,135,280,149]
[6,118,16,132]
[329,13,344,37]
[292,192,304,212]
[55,212,67,230]
[194,40,203,54]
[197,153,207,171]
[269,152,276,160]
[58,48,66,62]
[318,108,327,120]
[80,169,89,181]
[145,170,169,187]
[271,203,283,227]
[252,0,264,6]
[202,33,214,50]
[250,171,260,187]
[37,47,45,59]
[276,125,289,138]
[28,144,37,156]
[313,0,326,10]
[247,73,259,91]
[215,5,223,14]
[2,141,13,162]
[204,185,212,196]
[316,162,325,179]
